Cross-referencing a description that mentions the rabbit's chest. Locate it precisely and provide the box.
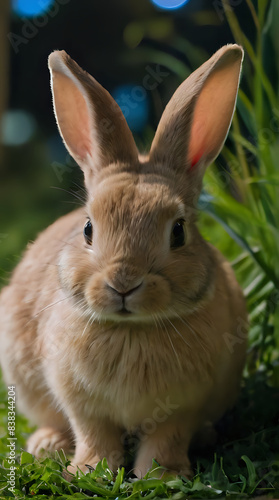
[66,349,211,429]
[74,330,183,398]
[51,323,215,428]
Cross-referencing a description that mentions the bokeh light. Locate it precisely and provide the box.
[12,0,54,17]
[1,110,36,146]
[150,0,189,9]
[112,84,149,133]
[123,22,144,49]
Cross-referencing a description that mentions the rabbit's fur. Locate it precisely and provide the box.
[0,45,248,477]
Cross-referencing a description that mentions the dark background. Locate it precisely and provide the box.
[7,0,256,138]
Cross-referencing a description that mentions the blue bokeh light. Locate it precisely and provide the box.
[112,84,149,133]
[12,0,54,17]
[1,110,36,146]
[151,0,189,9]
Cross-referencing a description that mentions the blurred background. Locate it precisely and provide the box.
[1,0,279,376]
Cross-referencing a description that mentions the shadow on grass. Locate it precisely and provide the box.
[189,371,279,495]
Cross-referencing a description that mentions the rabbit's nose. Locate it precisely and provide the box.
[106,282,142,298]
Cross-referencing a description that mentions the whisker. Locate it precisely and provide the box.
[171,310,208,354]
[18,298,95,360]
[13,284,63,298]
[155,312,182,370]
[56,235,83,249]
[162,313,192,349]
[26,292,83,326]
[151,312,161,335]
[59,200,84,207]
[50,186,86,205]
[72,182,87,198]
[81,313,94,338]
[191,307,213,329]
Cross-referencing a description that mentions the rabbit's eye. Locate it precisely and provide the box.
[83,219,92,245]
[171,219,185,249]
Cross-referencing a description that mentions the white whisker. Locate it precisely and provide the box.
[155,313,182,370]
[162,312,192,349]
[25,292,85,327]
[171,309,208,354]
[81,313,94,338]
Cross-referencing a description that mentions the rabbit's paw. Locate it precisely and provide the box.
[134,440,193,479]
[66,457,100,476]
[63,460,99,482]
[160,466,193,480]
[133,463,193,479]
[27,427,74,457]
[157,465,193,480]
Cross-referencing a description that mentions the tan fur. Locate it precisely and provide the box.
[0,45,248,477]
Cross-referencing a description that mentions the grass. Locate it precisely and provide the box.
[1,0,279,498]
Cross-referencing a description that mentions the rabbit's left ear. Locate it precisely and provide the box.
[150,44,243,182]
[48,51,138,184]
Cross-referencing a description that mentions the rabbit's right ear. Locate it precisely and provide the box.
[149,45,243,192]
[48,51,138,183]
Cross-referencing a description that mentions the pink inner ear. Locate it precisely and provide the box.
[188,117,205,169]
[191,151,203,169]
[188,60,241,171]
[52,72,92,162]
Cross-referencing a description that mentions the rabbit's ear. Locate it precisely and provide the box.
[48,51,138,180]
[150,45,243,185]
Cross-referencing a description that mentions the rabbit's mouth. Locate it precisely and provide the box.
[118,306,132,316]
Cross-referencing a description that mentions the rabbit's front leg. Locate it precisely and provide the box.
[69,416,125,474]
[134,417,196,478]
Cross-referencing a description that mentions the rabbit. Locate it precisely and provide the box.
[0,44,248,478]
